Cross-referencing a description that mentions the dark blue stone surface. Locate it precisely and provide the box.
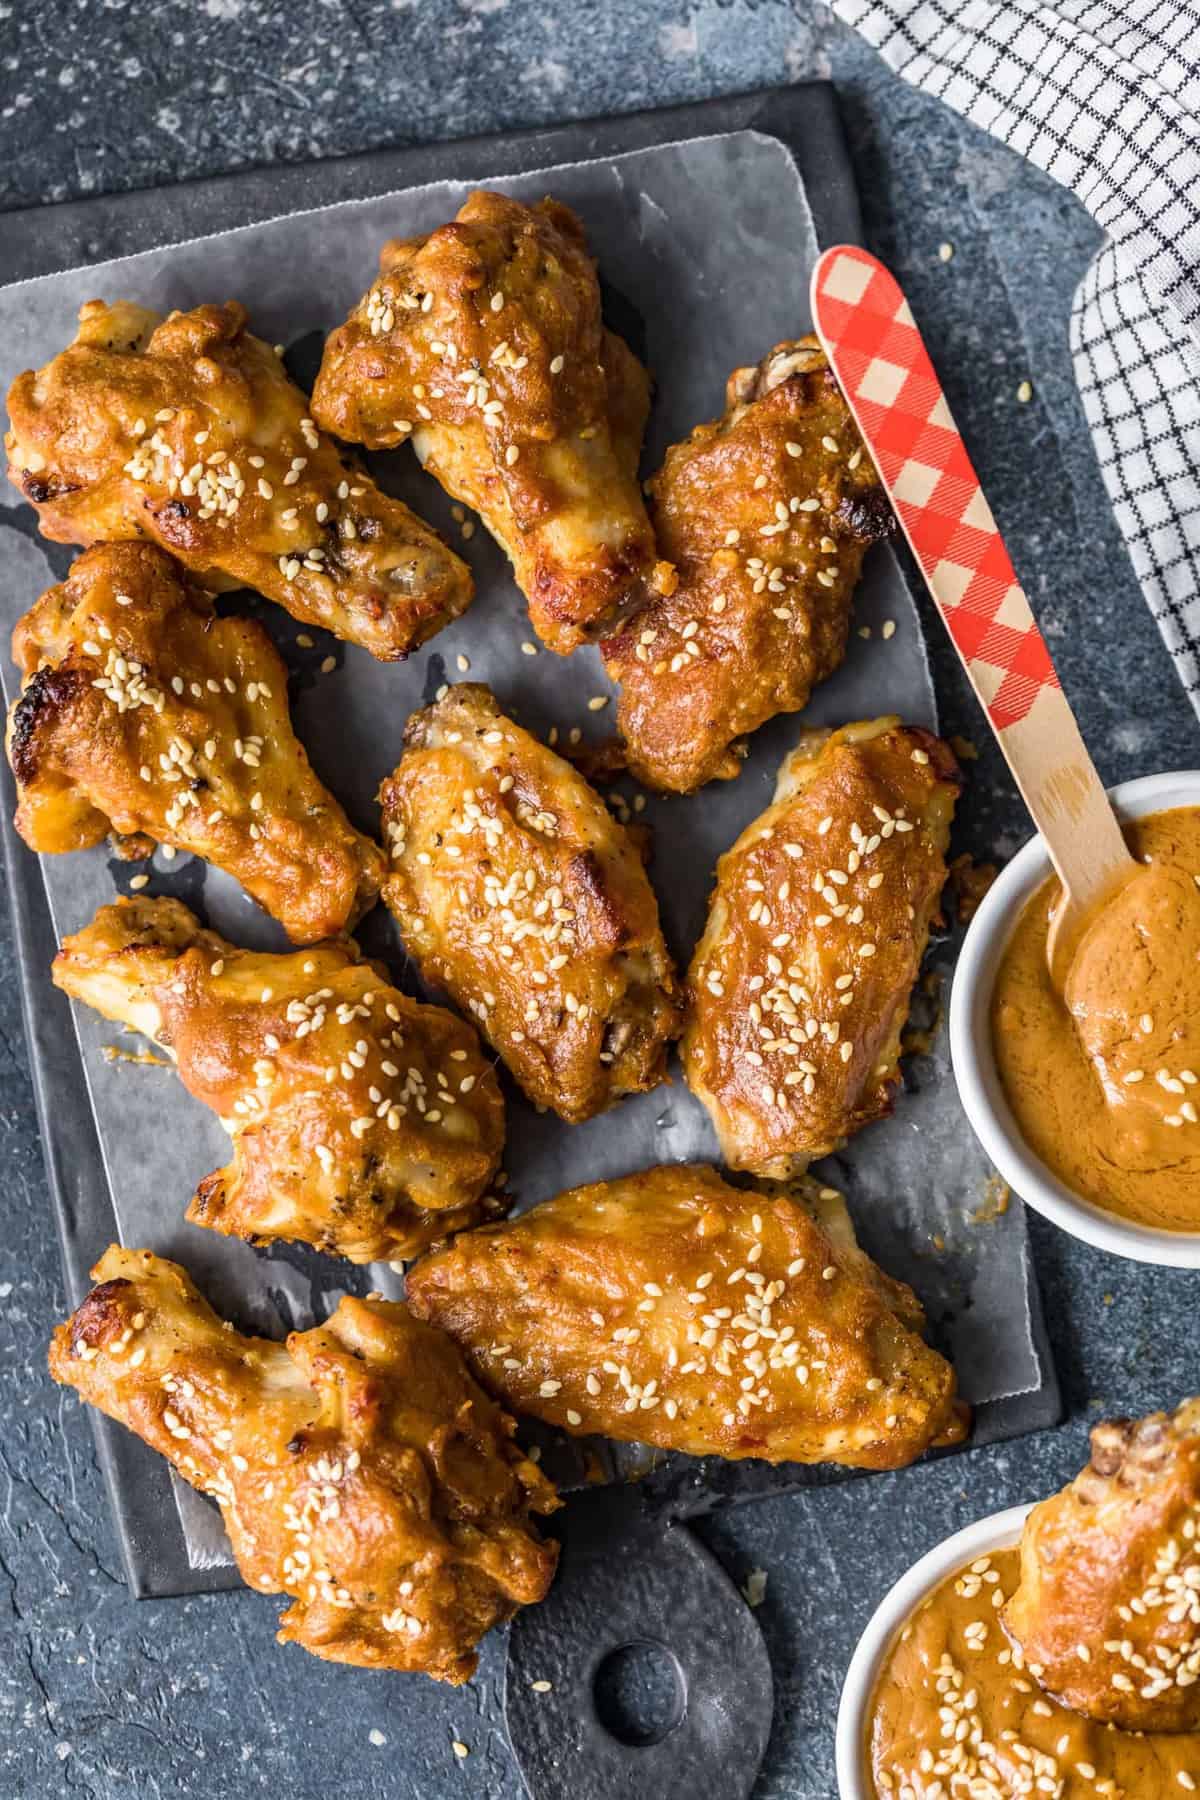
[2,4,1198,1797]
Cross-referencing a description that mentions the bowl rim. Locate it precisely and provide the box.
[835,1500,1035,1798]
[948,769,1200,1268]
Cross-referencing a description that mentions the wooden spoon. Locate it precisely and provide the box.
[810,246,1134,986]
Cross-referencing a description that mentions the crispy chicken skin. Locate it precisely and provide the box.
[683,718,959,1175]
[311,191,662,655]
[52,897,505,1264]
[407,1163,964,1469]
[50,1248,558,1681]
[5,298,472,659]
[601,337,892,792]
[379,684,682,1122]
[6,544,383,944]
[1003,1399,1200,1732]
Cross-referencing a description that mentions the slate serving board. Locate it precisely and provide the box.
[0,84,1059,1800]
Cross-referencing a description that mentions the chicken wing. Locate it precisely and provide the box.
[683,718,959,1175]
[1003,1398,1200,1732]
[6,298,472,659]
[6,542,382,944]
[601,338,892,792]
[406,1162,964,1469]
[311,191,663,655]
[52,896,505,1264]
[379,683,682,1122]
[50,1247,557,1681]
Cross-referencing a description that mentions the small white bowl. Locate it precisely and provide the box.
[835,1501,1033,1798]
[949,770,1200,1268]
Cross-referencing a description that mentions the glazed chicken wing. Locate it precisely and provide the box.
[6,298,472,659]
[601,338,892,792]
[6,543,382,944]
[379,684,682,1122]
[407,1162,964,1469]
[1003,1398,1200,1732]
[50,1248,557,1682]
[683,718,959,1175]
[53,897,505,1264]
[312,191,663,655]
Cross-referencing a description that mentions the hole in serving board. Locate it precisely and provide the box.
[592,1639,687,1747]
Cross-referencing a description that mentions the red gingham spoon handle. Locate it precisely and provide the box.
[810,244,1130,916]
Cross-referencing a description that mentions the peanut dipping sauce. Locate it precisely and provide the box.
[865,1545,1200,1798]
[991,806,1200,1231]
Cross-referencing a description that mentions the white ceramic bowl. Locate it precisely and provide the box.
[949,770,1200,1267]
[835,1502,1033,1798]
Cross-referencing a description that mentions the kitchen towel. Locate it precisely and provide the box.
[834,0,1200,713]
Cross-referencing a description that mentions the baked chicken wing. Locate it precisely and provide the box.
[379,684,682,1122]
[6,543,382,944]
[407,1162,964,1469]
[6,298,472,659]
[683,718,959,1175]
[50,1248,558,1681]
[601,338,891,792]
[311,191,662,655]
[52,896,505,1264]
[1003,1398,1200,1732]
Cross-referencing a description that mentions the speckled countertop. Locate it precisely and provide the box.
[2,4,1198,1798]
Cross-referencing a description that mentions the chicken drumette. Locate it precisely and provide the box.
[50,1248,558,1682]
[601,337,891,792]
[312,191,664,655]
[53,897,505,1264]
[6,298,472,659]
[379,684,682,1122]
[1004,1398,1200,1732]
[683,718,959,1175]
[6,543,383,944]
[407,1162,964,1469]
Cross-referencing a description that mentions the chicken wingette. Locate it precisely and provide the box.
[407,1162,964,1469]
[379,684,682,1122]
[312,191,664,654]
[53,896,505,1264]
[6,298,472,658]
[684,718,958,1175]
[6,543,383,943]
[601,337,891,791]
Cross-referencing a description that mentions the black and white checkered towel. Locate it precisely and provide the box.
[834,0,1200,712]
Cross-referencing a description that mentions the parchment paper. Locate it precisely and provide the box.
[0,131,1043,1570]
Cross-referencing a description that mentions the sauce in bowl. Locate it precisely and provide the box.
[865,1544,1200,1796]
[991,806,1200,1233]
